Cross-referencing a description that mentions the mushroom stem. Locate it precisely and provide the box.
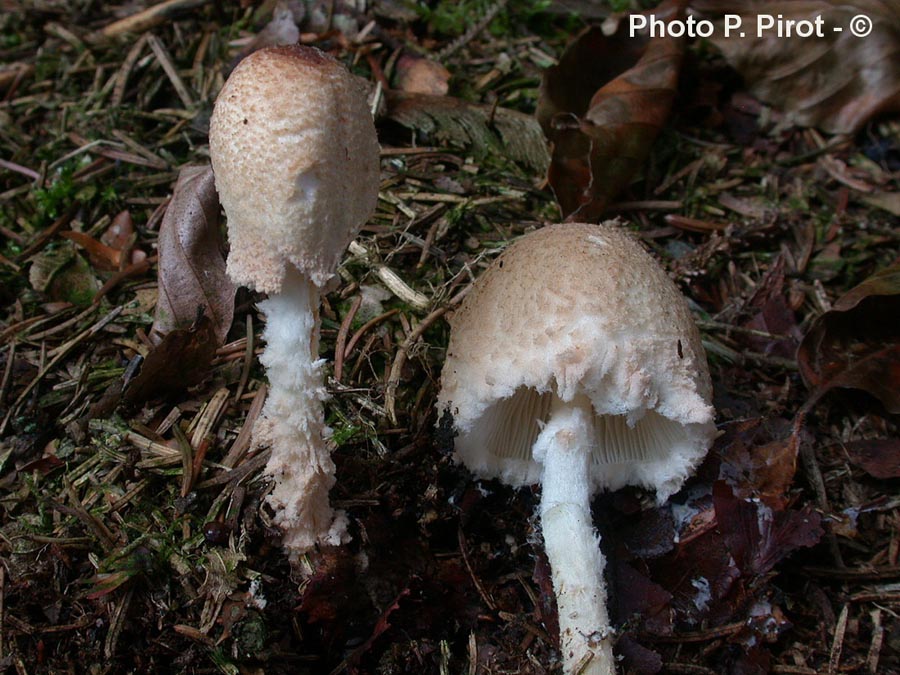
[534,394,614,675]
[255,268,348,552]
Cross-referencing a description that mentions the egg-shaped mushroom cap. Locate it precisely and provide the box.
[209,45,380,294]
[437,222,716,501]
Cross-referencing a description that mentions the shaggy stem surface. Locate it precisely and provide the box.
[534,395,614,675]
[255,268,347,554]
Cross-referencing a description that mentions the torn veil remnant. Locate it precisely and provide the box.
[209,45,380,554]
[437,222,716,674]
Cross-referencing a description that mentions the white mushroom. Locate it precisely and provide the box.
[209,45,380,554]
[437,222,716,674]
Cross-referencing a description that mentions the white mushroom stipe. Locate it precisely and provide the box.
[534,395,613,675]
[253,270,348,551]
[437,222,716,674]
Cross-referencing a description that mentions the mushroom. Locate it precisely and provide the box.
[209,45,380,553]
[437,222,716,674]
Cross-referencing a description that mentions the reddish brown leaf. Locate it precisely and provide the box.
[395,54,451,96]
[693,0,900,134]
[741,256,802,359]
[843,438,900,479]
[716,417,801,510]
[713,482,823,578]
[612,560,673,635]
[150,164,235,346]
[798,258,900,413]
[536,3,685,220]
[123,314,219,405]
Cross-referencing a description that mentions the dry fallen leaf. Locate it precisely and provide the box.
[798,257,900,413]
[394,54,451,96]
[150,164,235,346]
[536,3,685,220]
[123,314,219,406]
[693,0,900,134]
[385,91,550,174]
[842,438,900,479]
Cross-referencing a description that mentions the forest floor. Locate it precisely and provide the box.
[1,1,899,674]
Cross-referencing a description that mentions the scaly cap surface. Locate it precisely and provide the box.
[437,222,716,500]
[209,45,380,293]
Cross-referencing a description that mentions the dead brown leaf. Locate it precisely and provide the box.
[798,257,900,413]
[395,54,451,96]
[717,418,801,510]
[385,91,550,173]
[150,164,235,346]
[123,314,219,406]
[693,0,900,134]
[842,438,900,479]
[536,3,685,220]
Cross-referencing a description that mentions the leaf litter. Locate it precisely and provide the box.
[0,1,898,674]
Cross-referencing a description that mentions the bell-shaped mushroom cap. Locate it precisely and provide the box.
[437,222,716,501]
[209,45,380,294]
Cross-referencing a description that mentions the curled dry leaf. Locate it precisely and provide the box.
[536,2,685,220]
[150,164,235,346]
[693,0,900,134]
[798,257,900,413]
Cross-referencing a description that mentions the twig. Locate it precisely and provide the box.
[15,204,79,261]
[343,309,400,360]
[437,0,510,60]
[147,34,195,109]
[385,305,448,425]
[348,240,430,310]
[827,604,849,674]
[796,411,845,568]
[334,294,362,383]
[221,385,267,469]
[866,608,884,674]
[459,526,496,611]
[89,0,214,41]
[233,314,254,404]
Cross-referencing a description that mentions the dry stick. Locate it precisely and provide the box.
[384,285,471,424]
[147,34,195,109]
[104,587,134,660]
[221,384,267,469]
[343,309,400,360]
[348,240,430,310]
[232,314,254,404]
[0,566,5,660]
[333,294,362,383]
[0,340,15,405]
[866,608,884,674]
[458,526,497,612]
[795,410,846,568]
[90,0,213,41]
[385,305,449,425]
[112,34,150,107]
[0,306,123,435]
[15,204,79,262]
[828,604,850,674]
[437,0,510,60]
